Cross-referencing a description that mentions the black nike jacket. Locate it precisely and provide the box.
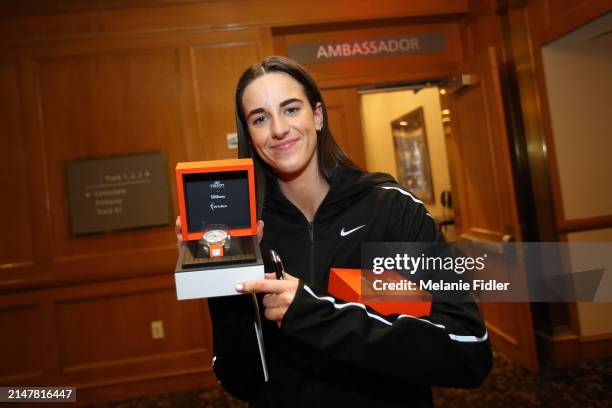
[207,166,493,407]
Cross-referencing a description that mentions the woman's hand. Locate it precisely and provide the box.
[175,216,183,249]
[237,272,299,328]
[175,216,265,249]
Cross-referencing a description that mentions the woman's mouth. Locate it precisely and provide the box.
[270,138,299,152]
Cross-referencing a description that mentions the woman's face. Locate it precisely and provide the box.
[241,72,323,180]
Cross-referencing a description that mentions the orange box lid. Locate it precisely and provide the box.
[176,158,257,241]
[329,268,431,317]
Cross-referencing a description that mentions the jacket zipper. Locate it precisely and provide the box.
[307,220,320,403]
[308,221,315,285]
[308,222,314,243]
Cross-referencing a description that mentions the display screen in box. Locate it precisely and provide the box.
[183,170,251,233]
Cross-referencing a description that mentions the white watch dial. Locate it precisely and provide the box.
[203,229,228,243]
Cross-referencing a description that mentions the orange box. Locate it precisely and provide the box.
[174,158,264,300]
[329,268,431,317]
[176,158,257,240]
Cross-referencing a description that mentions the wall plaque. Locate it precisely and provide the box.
[288,32,446,64]
[65,152,171,235]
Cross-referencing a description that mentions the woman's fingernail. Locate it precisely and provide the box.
[235,283,244,291]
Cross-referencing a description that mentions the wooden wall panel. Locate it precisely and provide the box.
[0,1,468,43]
[191,41,262,161]
[0,28,273,294]
[37,48,184,261]
[464,0,504,57]
[0,274,212,396]
[528,0,612,46]
[0,62,35,268]
[0,24,270,402]
[56,290,205,369]
[54,277,210,385]
[0,302,44,381]
[321,88,367,169]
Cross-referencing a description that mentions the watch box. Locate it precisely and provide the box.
[174,158,264,299]
[328,268,431,317]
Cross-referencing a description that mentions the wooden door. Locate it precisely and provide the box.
[446,47,539,372]
[321,88,367,170]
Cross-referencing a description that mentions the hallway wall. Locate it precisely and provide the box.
[361,87,451,218]
[542,11,612,338]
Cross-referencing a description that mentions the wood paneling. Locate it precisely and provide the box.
[0,1,468,43]
[274,20,464,88]
[557,215,612,234]
[464,0,504,57]
[537,330,612,367]
[0,274,213,400]
[0,302,44,380]
[0,28,272,293]
[321,88,367,170]
[0,62,34,268]
[38,48,184,261]
[56,289,206,370]
[76,370,217,406]
[190,41,262,160]
[0,21,270,402]
[528,0,612,46]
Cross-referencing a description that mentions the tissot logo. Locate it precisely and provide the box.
[210,181,225,189]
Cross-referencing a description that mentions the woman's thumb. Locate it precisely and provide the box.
[257,220,264,244]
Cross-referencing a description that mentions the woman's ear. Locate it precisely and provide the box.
[314,102,324,131]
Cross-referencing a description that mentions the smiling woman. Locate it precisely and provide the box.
[234,57,359,221]
[194,56,493,408]
[242,73,322,186]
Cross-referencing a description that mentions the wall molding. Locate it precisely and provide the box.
[557,214,612,234]
[536,329,612,367]
[0,0,469,44]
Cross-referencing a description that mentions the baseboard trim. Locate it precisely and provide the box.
[73,368,218,406]
[579,332,612,361]
[536,329,612,367]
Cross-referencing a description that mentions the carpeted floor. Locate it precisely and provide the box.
[94,352,611,407]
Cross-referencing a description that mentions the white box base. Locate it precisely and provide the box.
[175,264,264,299]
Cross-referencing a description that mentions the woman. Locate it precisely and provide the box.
[178,56,492,407]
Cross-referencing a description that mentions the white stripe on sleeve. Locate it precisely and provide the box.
[378,186,433,219]
[303,284,488,343]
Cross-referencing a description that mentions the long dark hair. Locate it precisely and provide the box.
[235,56,359,217]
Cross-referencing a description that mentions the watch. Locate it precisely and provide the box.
[201,227,231,257]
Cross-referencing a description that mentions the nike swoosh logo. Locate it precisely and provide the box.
[340,224,366,237]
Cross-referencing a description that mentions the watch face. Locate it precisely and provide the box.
[203,229,228,243]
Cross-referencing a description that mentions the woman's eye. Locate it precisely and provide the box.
[252,116,267,125]
[285,106,300,115]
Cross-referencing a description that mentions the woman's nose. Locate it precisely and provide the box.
[271,115,289,139]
